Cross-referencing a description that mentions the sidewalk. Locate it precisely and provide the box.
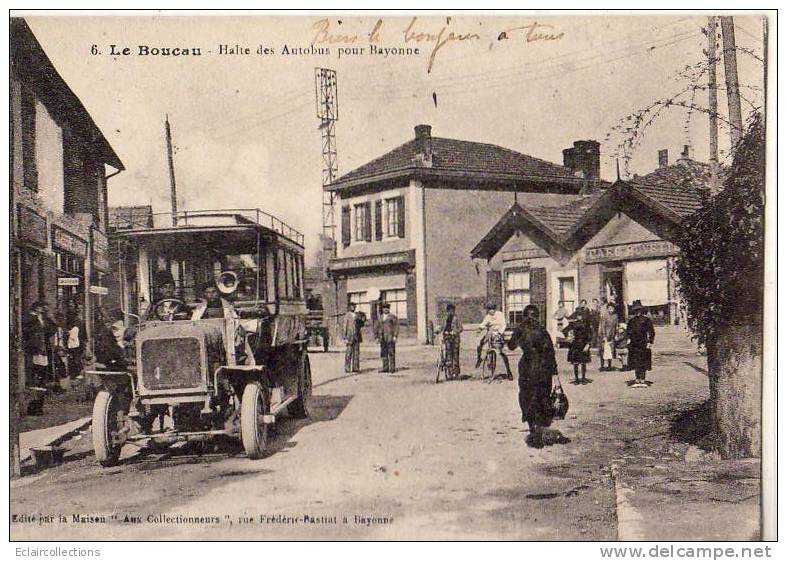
[19,416,92,464]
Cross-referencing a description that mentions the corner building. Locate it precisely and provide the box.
[325,125,604,342]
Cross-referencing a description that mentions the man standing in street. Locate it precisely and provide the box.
[376,302,399,373]
[507,304,559,448]
[343,303,361,373]
[626,300,655,387]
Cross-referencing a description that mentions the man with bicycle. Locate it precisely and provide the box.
[475,302,513,379]
[439,303,463,378]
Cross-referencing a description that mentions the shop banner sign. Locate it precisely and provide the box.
[584,241,679,264]
[16,204,48,249]
[329,250,415,272]
[89,285,109,295]
[58,277,80,287]
[52,225,88,258]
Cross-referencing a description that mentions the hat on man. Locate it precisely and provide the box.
[631,299,645,312]
[486,302,497,310]
[524,304,540,316]
[381,302,391,310]
[154,270,175,286]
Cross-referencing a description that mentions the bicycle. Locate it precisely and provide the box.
[478,326,509,383]
[434,332,460,383]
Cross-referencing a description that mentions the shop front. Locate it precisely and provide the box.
[51,224,89,324]
[328,249,416,337]
[583,240,679,324]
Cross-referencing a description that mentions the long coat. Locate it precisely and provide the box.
[566,321,591,364]
[375,313,399,343]
[343,311,362,343]
[507,318,558,426]
[23,313,54,357]
[627,314,655,372]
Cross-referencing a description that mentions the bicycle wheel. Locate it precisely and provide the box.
[483,350,496,382]
[435,346,446,383]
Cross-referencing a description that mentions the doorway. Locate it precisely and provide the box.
[602,268,624,320]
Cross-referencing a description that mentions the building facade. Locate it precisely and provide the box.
[472,154,711,340]
[10,18,124,392]
[326,124,604,341]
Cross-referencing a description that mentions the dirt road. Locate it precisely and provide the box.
[12,338,731,540]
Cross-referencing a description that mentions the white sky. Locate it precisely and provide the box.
[24,14,766,263]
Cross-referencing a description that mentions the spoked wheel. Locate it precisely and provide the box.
[241,382,270,460]
[482,350,496,382]
[290,354,313,419]
[92,390,127,467]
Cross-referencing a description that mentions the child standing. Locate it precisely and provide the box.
[614,323,629,371]
[565,319,591,384]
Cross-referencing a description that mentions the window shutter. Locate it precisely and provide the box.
[530,267,547,327]
[486,270,502,312]
[397,196,406,238]
[374,200,383,241]
[364,202,372,242]
[341,206,351,247]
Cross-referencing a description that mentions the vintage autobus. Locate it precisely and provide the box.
[90,209,310,465]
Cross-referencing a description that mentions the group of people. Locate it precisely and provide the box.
[560,298,656,388]
[23,299,88,393]
[343,301,400,374]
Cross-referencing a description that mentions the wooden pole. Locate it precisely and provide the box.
[165,115,178,226]
[720,16,744,153]
[707,16,720,194]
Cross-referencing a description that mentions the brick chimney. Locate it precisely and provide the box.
[658,149,669,169]
[562,140,600,179]
[414,124,433,165]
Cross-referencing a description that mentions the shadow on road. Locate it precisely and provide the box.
[670,399,716,451]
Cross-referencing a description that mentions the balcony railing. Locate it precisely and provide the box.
[113,208,304,246]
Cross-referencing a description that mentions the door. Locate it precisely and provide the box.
[530,268,547,327]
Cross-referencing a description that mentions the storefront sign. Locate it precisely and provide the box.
[52,225,88,258]
[91,228,110,272]
[89,285,109,295]
[58,277,80,287]
[16,204,48,249]
[502,247,548,262]
[329,250,415,273]
[584,241,679,264]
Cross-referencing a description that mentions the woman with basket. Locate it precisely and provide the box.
[507,304,563,449]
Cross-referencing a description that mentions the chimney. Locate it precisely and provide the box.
[563,140,600,179]
[658,149,669,168]
[414,124,433,163]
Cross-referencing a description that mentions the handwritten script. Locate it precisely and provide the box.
[311,17,564,73]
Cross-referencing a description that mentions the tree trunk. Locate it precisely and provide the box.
[710,323,762,458]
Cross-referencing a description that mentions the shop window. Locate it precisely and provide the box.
[348,291,370,318]
[381,288,407,321]
[505,270,530,324]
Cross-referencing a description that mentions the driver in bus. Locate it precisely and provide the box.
[141,270,184,321]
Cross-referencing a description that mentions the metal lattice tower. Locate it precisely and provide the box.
[315,68,339,242]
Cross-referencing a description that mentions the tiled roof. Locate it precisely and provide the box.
[628,159,717,218]
[333,137,579,186]
[109,205,153,230]
[529,191,606,237]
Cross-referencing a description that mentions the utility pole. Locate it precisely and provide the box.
[720,16,743,153]
[706,16,720,193]
[165,115,178,226]
[315,68,339,244]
